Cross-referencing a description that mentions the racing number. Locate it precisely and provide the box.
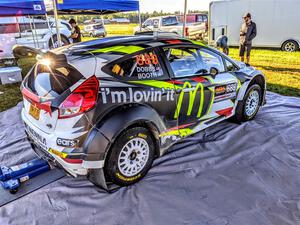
[135,53,158,66]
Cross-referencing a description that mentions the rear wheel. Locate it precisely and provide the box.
[282,40,299,52]
[104,127,156,186]
[233,84,262,122]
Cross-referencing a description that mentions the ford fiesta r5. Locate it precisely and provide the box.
[14,36,266,189]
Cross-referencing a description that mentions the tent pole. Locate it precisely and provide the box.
[45,13,54,49]
[52,0,61,47]
[182,0,187,38]
[138,10,142,31]
[28,16,37,48]
[32,16,40,48]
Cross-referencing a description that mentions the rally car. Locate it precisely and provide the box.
[14,35,266,189]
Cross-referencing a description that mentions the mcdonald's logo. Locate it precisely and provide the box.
[174,82,204,119]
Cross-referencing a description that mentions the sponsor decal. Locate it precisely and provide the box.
[215,85,226,95]
[56,138,79,148]
[33,4,42,10]
[99,87,175,104]
[174,82,204,119]
[134,52,162,80]
[116,172,141,181]
[138,133,147,139]
[49,148,67,158]
[214,83,237,101]
[25,124,47,146]
[135,53,158,66]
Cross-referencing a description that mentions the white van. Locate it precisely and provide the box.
[209,0,300,52]
[0,16,72,53]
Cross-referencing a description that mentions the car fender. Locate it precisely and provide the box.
[83,104,166,161]
[236,71,266,104]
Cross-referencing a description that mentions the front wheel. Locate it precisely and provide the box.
[233,84,262,122]
[104,127,156,186]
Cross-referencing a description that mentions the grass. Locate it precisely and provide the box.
[81,23,138,41]
[0,83,23,112]
[0,24,299,112]
[228,48,300,97]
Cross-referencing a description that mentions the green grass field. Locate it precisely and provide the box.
[0,24,299,112]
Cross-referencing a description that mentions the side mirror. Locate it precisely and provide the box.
[141,24,146,28]
[210,67,219,77]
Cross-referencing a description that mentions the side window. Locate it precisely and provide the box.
[144,19,153,27]
[225,58,238,72]
[163,46,225,78]
[162,17,178,26]
[199,48,225,73]
[107,50,164,80]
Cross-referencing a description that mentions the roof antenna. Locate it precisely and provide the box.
[153,19,159,39]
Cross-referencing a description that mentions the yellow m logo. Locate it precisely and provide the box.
[174,81,204,119]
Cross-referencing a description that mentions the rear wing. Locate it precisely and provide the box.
[12,45,67,63]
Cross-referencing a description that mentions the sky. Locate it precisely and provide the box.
[44,0,211,13]
[139,0,211,13]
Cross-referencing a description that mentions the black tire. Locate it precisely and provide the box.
[281,40,299,52]
[233,84,262,122]
[49,35,70,49]
[104,127,156,186]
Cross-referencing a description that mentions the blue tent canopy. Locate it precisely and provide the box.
[56,0,139,15]
[0,0,46,16]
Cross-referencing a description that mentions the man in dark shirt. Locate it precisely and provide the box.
[216,35,229,55]
[69,19,81,43]
[239,13,257,65]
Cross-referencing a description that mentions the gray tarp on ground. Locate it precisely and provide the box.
[0,92,300,225]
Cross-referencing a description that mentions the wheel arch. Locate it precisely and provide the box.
[237,74,266,105]
[281,39,300,51]
[83,104,166,162]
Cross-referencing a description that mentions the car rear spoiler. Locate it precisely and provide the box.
[12,45,67,63]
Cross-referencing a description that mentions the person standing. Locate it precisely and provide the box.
[216,35,229,55]
[239,13,257,65]
[69,19,81,43]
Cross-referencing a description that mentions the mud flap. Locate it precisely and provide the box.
[88,168,121,193]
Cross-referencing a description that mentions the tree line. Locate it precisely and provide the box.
[59,10,208,24]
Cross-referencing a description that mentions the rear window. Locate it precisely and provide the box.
[103,50,164,80]
[93,24,103,29]
[162,17,178,26]
[27,62,83,97]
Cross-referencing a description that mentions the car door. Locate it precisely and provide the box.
[161,45,239,135]
[101,47,179,133]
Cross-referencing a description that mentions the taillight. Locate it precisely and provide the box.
[58,75,99,119]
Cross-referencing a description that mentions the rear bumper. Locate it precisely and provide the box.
[22,108,105,177]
